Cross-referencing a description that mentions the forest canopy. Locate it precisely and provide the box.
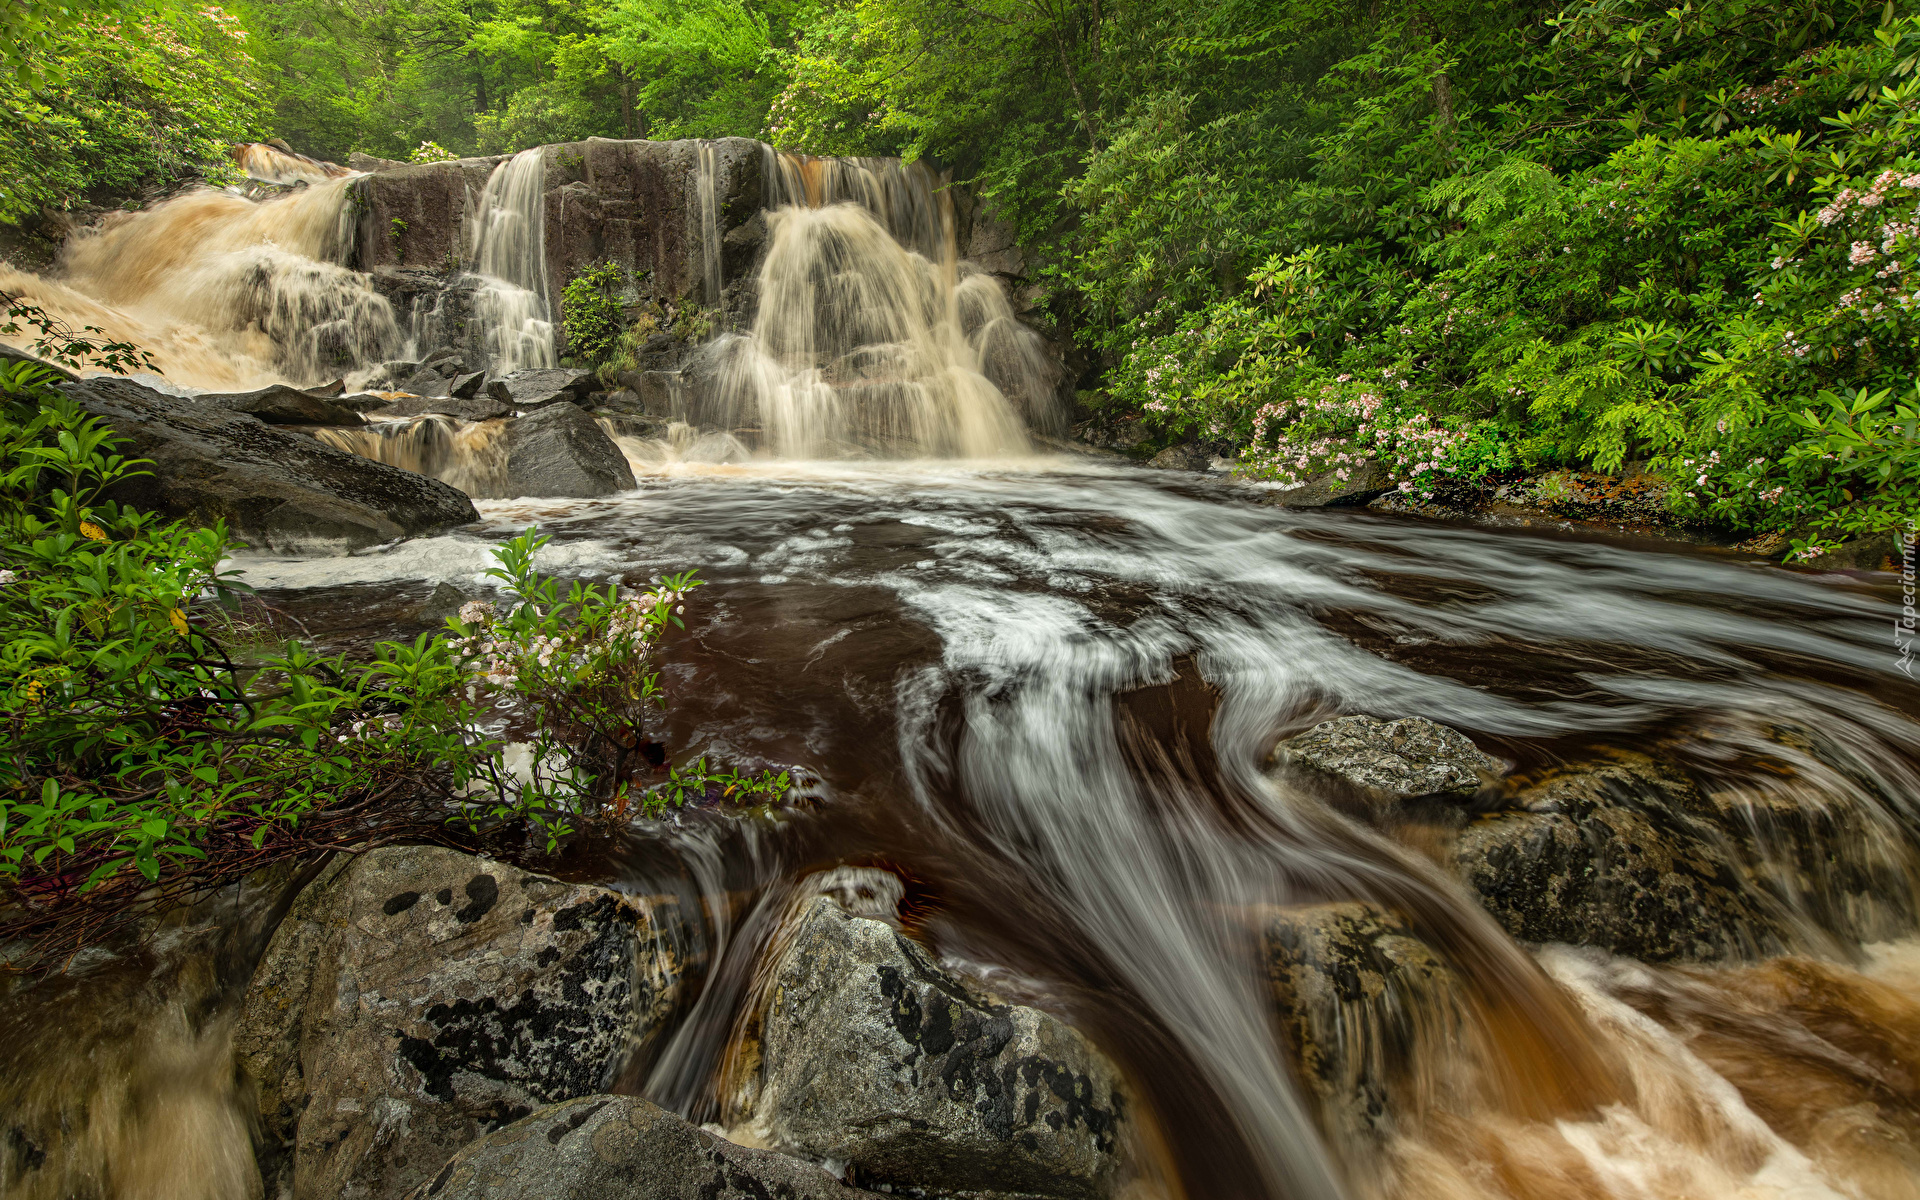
[3,0,1917,551]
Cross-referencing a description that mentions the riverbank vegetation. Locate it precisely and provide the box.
[0,355,780,966]
[5,0,1918,550]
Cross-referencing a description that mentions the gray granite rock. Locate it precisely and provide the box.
[1274,715,1500,799]
[486,369,594,410]
[500,402,635,497]
[369,394,514,422]
[736,883,1127,1199]
[1262,902,1465,1148]
[405,1096,873,1200]
[1146,442,1211,471]
[447,371,487,400]
[237,846,691,1200]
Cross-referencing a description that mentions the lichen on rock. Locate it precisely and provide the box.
[732,879,1129,1200]
[236,845,692,1200]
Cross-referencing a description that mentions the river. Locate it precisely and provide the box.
[224,458,1920,1200]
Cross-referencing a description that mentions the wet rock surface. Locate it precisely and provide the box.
[1262,902,1465,1146]
[485,368,595,409]
[737,889,1127,1200]
[405,1096,873,1200]
[370,394,515,422]
[1274,715,1502,800]
[62,376,478,554]
[236,846,689,1200]
[1145,442,1214,472]
[1257,460,1392,508]
[1454,750,1785,961]
[501,402,635,497]
[196,384,365,426]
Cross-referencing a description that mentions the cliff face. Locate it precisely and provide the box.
[347,138,768,338]
[341,137,1047,368]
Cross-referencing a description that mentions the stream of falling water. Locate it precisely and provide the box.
[464,148,556,375]
[660,151,1060,460]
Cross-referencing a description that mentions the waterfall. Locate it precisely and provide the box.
[696,142,725,308]
[465,149,556,375]
[0,180,401,391]
[669,150,1060,461]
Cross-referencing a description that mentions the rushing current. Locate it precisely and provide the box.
[1,141,1917,1200]
[208,463,1919,1200]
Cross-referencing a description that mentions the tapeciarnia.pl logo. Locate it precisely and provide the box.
[1900,528,1917,677]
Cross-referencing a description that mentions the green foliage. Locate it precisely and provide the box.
[1,293,159,375]
[0,364,786,958]
[561,261,628,366]
[0,0,264,221]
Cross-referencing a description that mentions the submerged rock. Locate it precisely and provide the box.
[1273,715,1502,801]
[1454,750,1783,961]
[200,384,365,426]
[1262,902,1466,1147]
[237,846,692,1200]
[63,376,478,555]
[485,368,595,410]
[736,880,1127,1199]
[501,402,635,497]
[406,1095,872,1200]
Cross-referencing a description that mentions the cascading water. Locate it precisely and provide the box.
[667,150,1060,460]
[465,148,556,375]
[0,180,400,390]
[182,466,1920,1200]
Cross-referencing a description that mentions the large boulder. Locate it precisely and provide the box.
[200,384,365,426]
[499,402,636,498]
[1454,751,1784,961]
[236,846,692,1200]
[62,376,478,555]
[734,878,1128,1199]
[485,368,595,410]
[1273,715,1502,801]
[406,1096,874,1200]
[1262,903,1465,1148]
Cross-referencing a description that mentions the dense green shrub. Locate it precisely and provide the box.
[0,357,784,966]
[561,261,629,366]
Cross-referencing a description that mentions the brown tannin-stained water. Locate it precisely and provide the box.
[4,145,1919,1200]
[222,462,1920,1200]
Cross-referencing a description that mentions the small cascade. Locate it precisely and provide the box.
[312,416,511,498]
[465,149,556,375]
[674,149,1059,460]
[230,142,353,186]
[0,181,401,390]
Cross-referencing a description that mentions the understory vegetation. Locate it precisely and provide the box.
[0,352,784,966]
